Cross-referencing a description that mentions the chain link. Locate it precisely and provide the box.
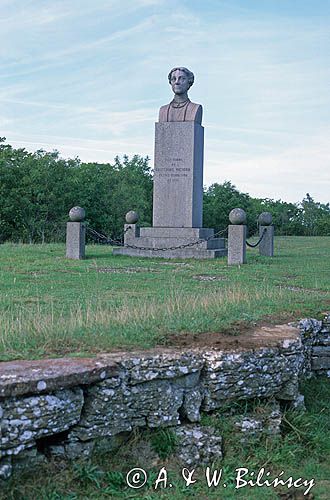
[87,227,123,246]
[87,225,228,251]
[246,228,267,248]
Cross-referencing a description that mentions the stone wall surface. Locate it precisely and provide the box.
[1,388,84,457]
[0,317,329,479]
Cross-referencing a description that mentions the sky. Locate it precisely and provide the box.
[1,0,329,204]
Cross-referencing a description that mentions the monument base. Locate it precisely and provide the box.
[113,226,227,259]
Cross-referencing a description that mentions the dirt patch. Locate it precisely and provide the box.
[55,270,83,275]
[162,322,300,351]
[161,262,192,267]
[95,267,158,274]
[192,274,227,282]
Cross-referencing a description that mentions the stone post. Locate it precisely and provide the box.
[258,212,274,257]
[123,211,140,245]
[66,207,86,259]
[228,208,247,265]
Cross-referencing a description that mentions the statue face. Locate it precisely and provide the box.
[170,69,190,95]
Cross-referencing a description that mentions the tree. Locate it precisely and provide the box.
[249,197,303,236]
[298,193,330,236]
[0,139,152,242]
[0,139,80,242]
[203,181,257,235]
[78,155,153,241]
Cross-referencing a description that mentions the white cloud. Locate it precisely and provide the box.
[0,116,12,128]
[7,134,152,164]
[205,129,330,203]
[87,108,156,135]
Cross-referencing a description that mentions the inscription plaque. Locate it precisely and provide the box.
[153,121,204,228]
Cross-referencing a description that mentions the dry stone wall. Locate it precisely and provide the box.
[0,317,329,480]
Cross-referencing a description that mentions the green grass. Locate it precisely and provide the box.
[1,377,329,499]
[0,237,329,360]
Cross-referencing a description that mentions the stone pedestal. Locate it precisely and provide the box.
[113,117,227,259]
[228,225,246,265]
[259,225,274,257]
[66,222,85,259]
[153,122,203,228]
[113,226,227,259]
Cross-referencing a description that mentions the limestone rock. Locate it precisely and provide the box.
[173,425,222,467]
[299,317,330,377]
[11,447,47,472]
[201,346,304,411]
[1,388,83,456]
[180,388,203,422]
[69,376,187,441]
[0,457,12,480]
[233,402,282,439]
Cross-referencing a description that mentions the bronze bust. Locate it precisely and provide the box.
[158,67,202,124]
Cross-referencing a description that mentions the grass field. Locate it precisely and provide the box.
[1,377,329,499]
[0,236,329,361]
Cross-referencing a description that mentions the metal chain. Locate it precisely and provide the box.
[246,228,267,248]
[86,227,124,246]
[123,226,228,251]
[88,225,268,251]
[87,225,228,251]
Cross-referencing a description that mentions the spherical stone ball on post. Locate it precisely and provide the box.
[258,212,274,257]
[258,212,272,226]
[125,211,139,224]
[69,206,86,222]
[124,211,140,245]
[228,208,247,265]
[66,207,86,259]
[229,208,247,225]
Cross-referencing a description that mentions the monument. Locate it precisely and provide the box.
[113,67,227,259]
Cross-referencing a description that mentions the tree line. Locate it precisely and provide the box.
[0,138,329,243]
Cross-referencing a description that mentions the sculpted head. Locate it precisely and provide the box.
[168,67,194,96]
